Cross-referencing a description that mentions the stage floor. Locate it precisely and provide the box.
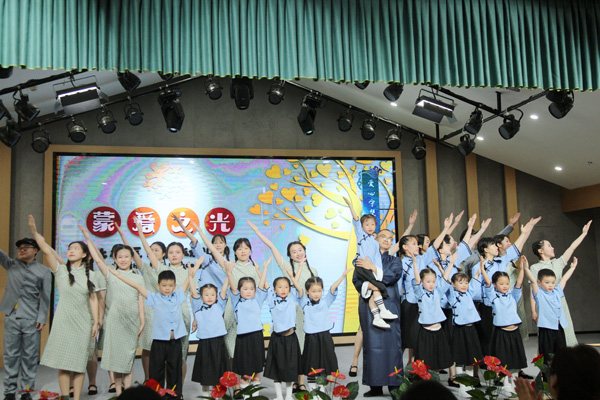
[2,332,600,399]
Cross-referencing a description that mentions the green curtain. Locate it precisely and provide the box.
[0,0,598,90]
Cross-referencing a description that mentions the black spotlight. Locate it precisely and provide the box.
[383,83,404,102]
[158,87,184,132]
[31,128,50,153]
[386,126,401,149]
[97,107,117,134]
[360,117,377,140]
[117,70,141,92]
[205,76,222,100]
[0,65,13,79]
[464,108,483,135]
[355,81,370,90]
[297,94,321,135]
[13,93,40,122]
[337,109,354,132]
[412,134,426,160]
[268,80,285,105]
[67,118,87,143]
[457,134,476,156]
[230,77,254,110]
[0,119,20,148]
[498,111,522,140]
[546,90,574,119]
[124,101,144,126]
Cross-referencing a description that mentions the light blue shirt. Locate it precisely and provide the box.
[471,244,520,302]
[484,284,522,326]
[190,241,227,291]
[191,294,227,339]
[447,280,482,325]
[231,288,268,334]
[300,289,338,334]
[429,242,472,308]
[413,278,451,325]
[146,288,188,340]
[399,246,436,304]
[352,219,382,271]
[267,287,299,333]
[534,285,568,330]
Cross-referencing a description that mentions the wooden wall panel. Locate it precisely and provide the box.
[425,140,440,237]
[465,154,480,227]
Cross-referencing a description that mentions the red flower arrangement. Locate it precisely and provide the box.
[195,371,265,400]
[143,378,178,399]
[38,390,60,400]
[296,368,359,399]
[210,385,226,399]
[332,385,351,398]
[408,360,432,380]
[388,366,403,377]
[219,372,238,388]
[390,360,439,400]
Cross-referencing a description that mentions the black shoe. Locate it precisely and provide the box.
[20,394,32,400]
[518,371,534,380]
[108,383,116,393]
[68,387,73,398]
[349,365,358,377]
[88,385,98,396]
[447,378,459,388]
[4,394,15,400]
[439,369,448,374]
[364,387,384,397]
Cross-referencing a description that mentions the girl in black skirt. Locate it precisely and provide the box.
[265,264,306,400]
[481,258,526,395]
[300,269,351,390]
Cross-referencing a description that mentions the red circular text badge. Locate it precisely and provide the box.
[127,207,161,237]
[204,208,236,236]
[86,207,121,238]
[167,208,200,237]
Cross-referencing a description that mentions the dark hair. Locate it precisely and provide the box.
[398,235,418,258]
[117,385,162,400]
[199,283,218,296]
[477,237,496,256]
[273,276,291,288]
[400,380,457,400]
[286,241,316,278]
[419,268,436,280]
[238,276,256,291]
[150,241,167,261]
[305,276,323,291]
[66,241,96,293]
[493,234,509,246]
[436,234,452,251]
[549,345,600,400]
[158,270,176,283]
[451,273,469,283]
[537,268,556,281]
[110,244,121,259]
[416,234,429,251]
[233,238,253,263]
[360,214,376,226]
[459,228,478,242]
[532,240,545,260]
[211,234,230,261]
[491,271,509,284]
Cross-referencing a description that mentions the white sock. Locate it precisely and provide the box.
[370,307,380,317]
[375,295,387,311]
[284,382,294,399]
[274,382,283,400]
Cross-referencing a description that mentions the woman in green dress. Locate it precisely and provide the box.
[29,215,101,400]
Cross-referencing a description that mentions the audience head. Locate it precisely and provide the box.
[548,345,600,400]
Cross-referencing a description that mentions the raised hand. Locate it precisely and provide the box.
[521,216,542,234]
[570,257,578,270]
[225,260,236,275]
[480,217,492,232]
[28,214,38,234]
[263,256,272,270]
[408,209,418,225]
[247,220,258,231]
[520,255,529,270]
[443,213,454,229]
[343,196,352,207]
[582,220,593,234]
[467,213,477,228]
[449,251,459,265]
[454,210,465,224]
[78,225,91,239]
[509,212,521,227]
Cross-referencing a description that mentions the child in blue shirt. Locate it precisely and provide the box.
[188,259,230,398]
[411,252,455,372]
[523,256,578,367]
[224,257,270,393]
[109,265,195,399]
[265,264,305,400]
[344,196,397,330]
[300,268,351,389]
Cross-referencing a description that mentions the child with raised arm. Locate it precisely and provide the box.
[523,256,577,367]
[343,196,397,330]
[300,268,351,388]
[481,256,527,395]
[80,226,144,396]
[265,263,305,400]
[109,262,193,399]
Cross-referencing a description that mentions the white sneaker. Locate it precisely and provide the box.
[379,308,398,319]
[373,315,391,329]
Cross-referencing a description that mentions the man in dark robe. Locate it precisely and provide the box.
[353,229,403,397]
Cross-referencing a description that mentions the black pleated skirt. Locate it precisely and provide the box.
[232,330,265,376]
[302,331,338,375]
[538,326,566,364]
[414,326,452,370]
[401,300,419,349]
[491,327,526,370]
[442,308,454,342]
[192,336,229,386]
[452,324,483,366]
[265,331,302,382]
[475,303,494,356]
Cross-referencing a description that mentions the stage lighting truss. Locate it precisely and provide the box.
[0,119,21,148]
[13,91,40,122]
[117,70,141,92]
